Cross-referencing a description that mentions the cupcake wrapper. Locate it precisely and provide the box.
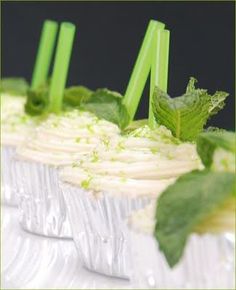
[61,182,235,288]
[130,230,235,289]
[61,182,152,278]
[1,145,18,206]
[12,159,72,238]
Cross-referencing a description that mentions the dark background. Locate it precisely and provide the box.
[2,1,235,129]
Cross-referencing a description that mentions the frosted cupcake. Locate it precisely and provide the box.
[14,109,120,237]
[60,78,229,278]
[1,78,38,206]
[1,20,58,206]
[127,130,235,289]
[60,124,201,277]
[12,17,140,238]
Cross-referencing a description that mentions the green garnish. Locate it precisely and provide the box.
[72,161,79,168]
[91,151,99,163]
[197,131,236,168]
[25,84,92,116]
[150,147,159,154]
[101,136,110,148]
[124,119,148,133]
[31,20,58,89]
[117,141,125,152]
[154,130,235,268]
[152,77,229,141]
[81,88,130,129]
[63,86,93,107]
[0,78,29,96]
[155,169,235,268]
[81,176,92,189]
[48,22,75,113]
[123,20,165,123]
[25,86,49,116]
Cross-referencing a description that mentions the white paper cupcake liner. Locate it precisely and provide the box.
[1,145,18,206]
[129,229,235,289]
[12,159,72,238]
[61,182,152,278]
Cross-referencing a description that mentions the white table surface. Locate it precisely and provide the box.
[1,206,132,289]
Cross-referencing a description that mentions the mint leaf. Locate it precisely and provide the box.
[152,77,229,141]
[81,88,130,129]
[25,84,93,116]
[63,86,93,107]
[0,78,29,96]
[25,87,49,116]
[154,169,235,268]
[197,131,236,168]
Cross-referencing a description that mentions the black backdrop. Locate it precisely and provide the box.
[2,1,235,129]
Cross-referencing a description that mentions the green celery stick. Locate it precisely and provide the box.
[31,20,58,89]
[49,22,75,113]
[123,20,165,122]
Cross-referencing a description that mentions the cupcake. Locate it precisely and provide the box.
[1,20,58,206]
[14,110,120,238]
[60,78,229,278]
[127,130,235,289]
[12,16,145,239]
[1,78,38,206]
[60,124,201,277]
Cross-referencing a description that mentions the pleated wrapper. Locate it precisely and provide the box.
[2,145,18,206]
[61,181,235,289]
[129,228,235,289]
[61,182,152,278]
[12,158,72,238]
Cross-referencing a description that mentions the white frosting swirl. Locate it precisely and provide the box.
[1,94,38,146]
[61,125,202,197]
[16,110,121,166]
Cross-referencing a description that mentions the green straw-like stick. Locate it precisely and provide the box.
[149,26,165,128]
[31,20,58,89]
[159,29,170,92]
[123,20,165,122]
[149,29,170,127]
[49,22,75,113]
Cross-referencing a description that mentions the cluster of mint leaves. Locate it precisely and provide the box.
[154,130,235,268]
[152,77,229,141]
[1,78,130,129]
[0,78,29,96]
[25,83,130,129]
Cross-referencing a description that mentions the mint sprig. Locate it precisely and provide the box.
[24,85,130,129]
[63,86,93,107]
[197,131,236,168]
[152,78,229,141]
[154,130,235,268]
[0,78,29,96]
[24,84,93,116]
[81,89,130,129]
[155,169,235,268]
[25,87,49,116]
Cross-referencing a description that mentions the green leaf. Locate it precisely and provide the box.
[124,119,148,133]
[152,77,229,141]
[25,87,49,116]
[154,169,235,268]
[25,83,93,116]
[63,86,93,107]
[0,78,29,96]
[197,131,236,168]
[81,88,130,129]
